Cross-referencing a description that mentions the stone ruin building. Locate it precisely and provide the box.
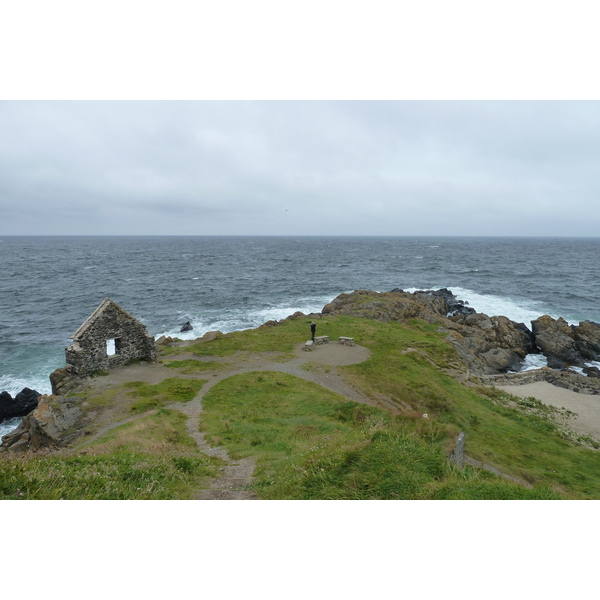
[63,298,156,377]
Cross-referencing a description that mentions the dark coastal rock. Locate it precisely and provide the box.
[546,355,568,370]
[583,366,600,378]
[414,288,476,317]
[180,321,193,332]
[258,320,279,328]
[445,327,524,374]
[0,391,11,410]
[572,320,600,362]
[528,316,600,369]
[1,394,83,451]
[513,322,537,353]
[286,311,306,320]
[0,387,42,421]
[50,367,82,396]
[390,287,475,317]
[531,315,587,368]
[460,313,494,331]
[488,316,536,355]
[447,313,535,374]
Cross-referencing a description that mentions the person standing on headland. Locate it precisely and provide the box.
[310,321,317,341]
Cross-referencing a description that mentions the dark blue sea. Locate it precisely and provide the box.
[2,236,600,436]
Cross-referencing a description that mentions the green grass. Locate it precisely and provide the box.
[167,321,313,358]
[319,317,600,498]
[196,315,600,498]
[201,371,558,499]
[9,311,600,499]
[89,369,110,377]
[124,377,206,412]
[81,407,199,453]
[0,409,220,499]
[69,386,122,409]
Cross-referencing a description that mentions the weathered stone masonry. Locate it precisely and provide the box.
[62,298,156,376]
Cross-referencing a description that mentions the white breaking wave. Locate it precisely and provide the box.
[0,373,52,397]
[0,417,22,442]
[156,294,338,341]
[403,286,553,326]
[520,353,549,371]
[450,287,551,325]
[571,361,600,376]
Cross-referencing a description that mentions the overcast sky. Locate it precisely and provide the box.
[1,100,599,236]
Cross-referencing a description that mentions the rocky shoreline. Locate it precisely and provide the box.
[3,287,600,452]
[318,288,600,377]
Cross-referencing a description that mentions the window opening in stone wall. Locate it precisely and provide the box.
[106,339,116,356]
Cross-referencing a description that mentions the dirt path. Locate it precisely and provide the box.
[83,340,373,499]
[181,341,372,499]
[167,396,258,500]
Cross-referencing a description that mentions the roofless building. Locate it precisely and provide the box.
[64,298,156,375]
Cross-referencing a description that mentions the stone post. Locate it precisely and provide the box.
[449,432,466,468]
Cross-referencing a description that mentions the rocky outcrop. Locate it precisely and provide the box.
[49,367,78,396]
[322,290,448,323]
[531,316,600,369]
[258,320,279,328]
[583,366,600,378]
[259,311,311,329]
[531,316,579,369]
[573,321,600,362]
[446,314,538,375]
[398,288,476,317]
[0,388,42,421]
[180,321,193,332]
[156,330,224,348]
[259,311,321,329]
[1,394,84,452]
[321,289,537,375]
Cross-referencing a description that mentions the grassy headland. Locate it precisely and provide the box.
[199,316,600,499]
[2,303,600,499]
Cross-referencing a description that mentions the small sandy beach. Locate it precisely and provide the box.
[497,381,600,443]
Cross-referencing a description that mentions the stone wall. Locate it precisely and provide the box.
[65,298,156,376]
[477,368,600,395]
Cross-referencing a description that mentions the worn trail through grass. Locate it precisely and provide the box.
[164,341,374,499]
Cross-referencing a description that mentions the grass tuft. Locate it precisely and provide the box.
[124,378,206,412]
[0,409,221,499]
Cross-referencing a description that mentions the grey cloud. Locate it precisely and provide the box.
[1,101,600,236]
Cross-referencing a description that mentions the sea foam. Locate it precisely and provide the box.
[403,287,553,326]
[156,294,338,341]
[0,417,22,441]
[0,373,52,397]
